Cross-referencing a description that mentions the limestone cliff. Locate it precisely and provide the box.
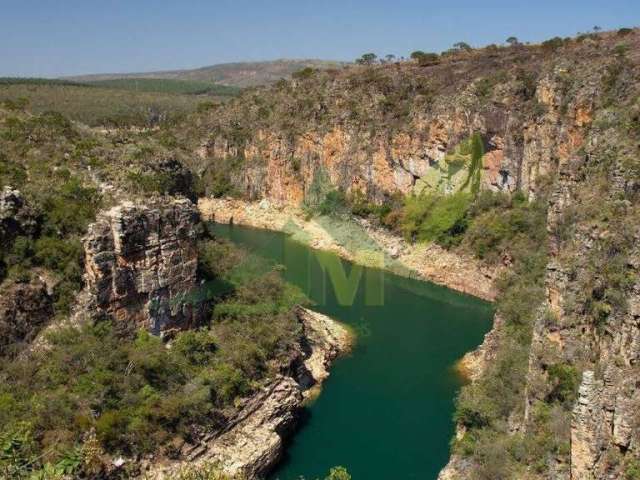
[83,197,203,335]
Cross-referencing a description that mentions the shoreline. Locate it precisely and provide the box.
[141,307,352,480]
[198,196,501,480]
[198,197,499,302]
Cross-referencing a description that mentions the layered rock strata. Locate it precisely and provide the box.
[83,197,202,334]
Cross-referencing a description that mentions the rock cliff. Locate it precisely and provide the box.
[186,36,629,210]
[83,197,203,335]
[0,186,38,244]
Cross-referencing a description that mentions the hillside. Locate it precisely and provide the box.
[68,59,347,88]
[0,77,239,127]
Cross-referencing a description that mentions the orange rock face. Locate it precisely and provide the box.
[198,74,594,207]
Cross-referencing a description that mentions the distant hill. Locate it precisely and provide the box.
[82,78,241,96]
[67,59,347,88]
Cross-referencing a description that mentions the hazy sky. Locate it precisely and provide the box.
[1,0,638,77]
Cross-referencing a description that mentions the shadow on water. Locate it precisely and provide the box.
[207,222,493,480]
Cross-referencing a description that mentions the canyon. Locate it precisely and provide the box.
[1,27,639,480]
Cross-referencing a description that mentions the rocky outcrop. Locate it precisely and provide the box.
[0,279,53,356]
[0,187,38,243]
[143,307,351,479]
[456,314,504,382]
[83,197,203,335]
[296,306,352,391]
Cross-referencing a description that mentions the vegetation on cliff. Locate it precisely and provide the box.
[0,237,305,478]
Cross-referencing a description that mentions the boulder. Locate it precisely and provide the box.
[0,279,53,356]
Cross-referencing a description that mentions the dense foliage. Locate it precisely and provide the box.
[0,237,305,478]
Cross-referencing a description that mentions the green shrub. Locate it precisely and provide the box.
[625,458,640,480]
[401,192,471,248]
[41,176,100,236]
[0,153,27,187]
[410,51,440,66]
[546,363,580,405]
[541,37,564,52]
[293,67,316,80]
[614,43,630,57]
[318,189,347,216]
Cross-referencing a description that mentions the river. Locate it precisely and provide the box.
[208,222,493,480]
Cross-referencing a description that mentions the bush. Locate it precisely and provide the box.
[318,189,347,216]
[293,67,316,80]
[541,37,564,52]
[546,363,580,405]
[401,192,471,248]
[41,176,100,236]
[614,43,630,57]
[410,51,440,66]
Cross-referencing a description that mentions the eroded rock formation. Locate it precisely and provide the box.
[83,197,203,334]
[0,279,53,356]
[0,186,38,243]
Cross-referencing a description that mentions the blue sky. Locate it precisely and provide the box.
[1,0,638,77]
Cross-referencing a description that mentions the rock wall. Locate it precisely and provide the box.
[0,186,38,243]
[198,71,594,208]
[520,110,640,479]
[83,197,202,335]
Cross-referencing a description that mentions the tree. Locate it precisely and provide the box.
[384,54,396,63]
[410,50,440,66]
[506,36,520,46]
[355,53,377,65]
[324,467,351,480]
[453,42,472,51]
[593,25,602,32]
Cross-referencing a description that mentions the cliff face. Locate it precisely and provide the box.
[0,279,53,356]
[520,113,640,479]
[186,35,634,209]
[187,30,640,479]
[83,197,203,335]
[198,86,592,205]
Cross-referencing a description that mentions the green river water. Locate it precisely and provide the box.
[208,223,493,480]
